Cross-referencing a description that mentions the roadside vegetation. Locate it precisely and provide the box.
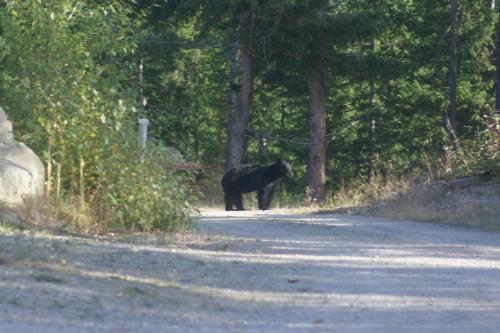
[325,142,500,230]
[0,1,194,233]
[0,1,499,232]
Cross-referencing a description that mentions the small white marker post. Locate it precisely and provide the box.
[138,118,149,157]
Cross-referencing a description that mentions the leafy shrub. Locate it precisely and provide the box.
[458,117,500,178]
[94,143,195,232]
[0,1,193,232]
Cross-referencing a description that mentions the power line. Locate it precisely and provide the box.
[246,128,336,146]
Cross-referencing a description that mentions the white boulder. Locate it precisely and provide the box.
[0,107,45,207]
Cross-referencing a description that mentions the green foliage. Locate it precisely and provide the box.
[95,143,195,232]
[453,128,500,179]
[1,0,498,215]
[0,0,193,231]
[136,0,500,206]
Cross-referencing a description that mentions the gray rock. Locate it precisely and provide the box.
[0,108,45,207]
[0,210,20,226]
[0,106,8,122]
[0,107,14,144]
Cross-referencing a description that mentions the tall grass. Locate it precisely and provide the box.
[324,129,500,229]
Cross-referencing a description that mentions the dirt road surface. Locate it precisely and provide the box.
[1,210,500,332]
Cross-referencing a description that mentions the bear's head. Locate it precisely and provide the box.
[276,159,293,177]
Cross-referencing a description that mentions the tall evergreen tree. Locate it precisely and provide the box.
[225,6,255,170]
[447,0,459,144]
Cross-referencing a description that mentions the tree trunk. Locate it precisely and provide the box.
[238,9,253,166]
[493,1,500,150]
[307,58,326,204]
[224,10,253,170]
[367,0,377,182]
[496,3,500,116]
[447,0,459,142]
[225,30,240,170]
[368,78,376,182]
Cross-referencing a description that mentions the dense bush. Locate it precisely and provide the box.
[0,0,194,232]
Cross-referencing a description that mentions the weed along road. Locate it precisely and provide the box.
[1,210,500,332]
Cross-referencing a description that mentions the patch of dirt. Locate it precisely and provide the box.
[1,210,500,332]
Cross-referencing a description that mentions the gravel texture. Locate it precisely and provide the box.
[1,209,500,332]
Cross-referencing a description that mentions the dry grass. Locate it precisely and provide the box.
[322,173,415,213]
[369,179,500,230]
[320,171,500,230]
[321,137,500,230]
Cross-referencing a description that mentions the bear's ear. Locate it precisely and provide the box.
[276,158,282,163]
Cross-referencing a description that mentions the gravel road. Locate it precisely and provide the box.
[1,210,500,332]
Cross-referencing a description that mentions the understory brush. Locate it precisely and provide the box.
[0,1,195,234]
[10,143,196,234]
[48,144,196,233]
[324,131,500,229]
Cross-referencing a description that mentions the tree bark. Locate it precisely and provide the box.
[225,30,240,170]
[368,78,376,182]
[447,0,459,142]
[367,0,377,182]
[495,3,500,116]
[307,58,326,204]
[238,10,253,165]
[367,3,376,180]
[224,10,253,170]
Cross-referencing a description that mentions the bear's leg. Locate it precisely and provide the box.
[224,191,234,211]
[257,189,265,210]
[235,192,245,210]
[263,180,279,210]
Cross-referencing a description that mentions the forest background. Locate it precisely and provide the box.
[0,0,498,232]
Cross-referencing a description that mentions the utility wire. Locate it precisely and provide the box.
[246,129,336,146]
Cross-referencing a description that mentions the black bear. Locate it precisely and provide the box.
[221,159,293,211]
